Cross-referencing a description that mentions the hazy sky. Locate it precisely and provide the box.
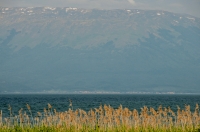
[0,0,200,17]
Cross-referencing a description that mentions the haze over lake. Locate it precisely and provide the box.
[0,0,200,94]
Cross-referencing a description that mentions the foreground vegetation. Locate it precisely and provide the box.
[0,103,199,132]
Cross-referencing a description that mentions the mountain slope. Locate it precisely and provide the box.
[0,7,200,93]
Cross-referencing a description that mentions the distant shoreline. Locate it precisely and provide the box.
[0,92,200,95]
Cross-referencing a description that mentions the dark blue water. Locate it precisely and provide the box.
[0,94,199,118]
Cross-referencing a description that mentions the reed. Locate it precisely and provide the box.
[0,103,199,132]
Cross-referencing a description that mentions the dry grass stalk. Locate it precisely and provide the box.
[0,103,199,131]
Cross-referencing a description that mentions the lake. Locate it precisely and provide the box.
[0,94,199,118]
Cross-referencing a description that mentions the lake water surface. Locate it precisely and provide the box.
[0,94,199,118]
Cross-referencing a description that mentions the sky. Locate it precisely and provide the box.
[0,0,200,17]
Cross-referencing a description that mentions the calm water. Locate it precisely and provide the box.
[0,94,199,118]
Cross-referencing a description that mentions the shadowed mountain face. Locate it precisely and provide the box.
[0,7,200,93]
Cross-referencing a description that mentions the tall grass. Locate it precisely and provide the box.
[0,103,199,132]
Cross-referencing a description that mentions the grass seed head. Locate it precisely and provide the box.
[26,104,31,111]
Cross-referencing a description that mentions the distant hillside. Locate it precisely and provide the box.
[0,7,200,93]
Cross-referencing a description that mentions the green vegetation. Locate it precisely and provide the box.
[0,103,199,131]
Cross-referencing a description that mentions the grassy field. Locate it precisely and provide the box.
[0,103,199,132]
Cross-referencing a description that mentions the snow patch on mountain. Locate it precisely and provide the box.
[44,7,56,10]
[174,20,179,23]
[27,10,33,13]
[187,17,195,21]
[127,10,131,13]
[157,13,161,16]
[66,7,78,12]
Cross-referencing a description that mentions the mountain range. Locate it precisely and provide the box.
[0,7,200,93]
